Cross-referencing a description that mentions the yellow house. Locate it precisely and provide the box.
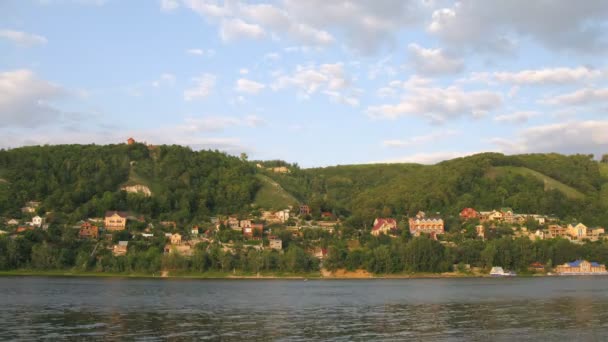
[567,223,588,240]
[170,233,182,245]
[105,211,127,231]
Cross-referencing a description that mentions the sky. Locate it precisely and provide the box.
[1,0,608,167]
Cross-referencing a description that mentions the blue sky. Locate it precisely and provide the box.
[1,0,608,167]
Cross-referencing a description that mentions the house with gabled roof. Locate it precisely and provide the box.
[105,211,127,231]
[371,218,397,236]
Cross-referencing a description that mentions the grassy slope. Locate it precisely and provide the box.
[599,163,608,207]
[600,163,608,179]
[254,173,299,209]
[492,166,585,199]
[123,164,161,195]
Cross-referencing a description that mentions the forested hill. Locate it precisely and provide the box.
[1,144,607,227]
[0,144,259,222]
[264,153,608,227]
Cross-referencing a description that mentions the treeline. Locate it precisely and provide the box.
[0,144,259,222]
[0,227,319,275]
[325,233,608,274]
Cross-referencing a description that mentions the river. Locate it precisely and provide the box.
[0,276,607,341]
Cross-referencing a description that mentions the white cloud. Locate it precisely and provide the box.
[428,1,608,53]
[239,68,249,75]
[383,130,459,148]
[494,111,539,124]
[160,0,179,11]
[367,77,503,123]
[186,48,204,55]
[281,0,422,54]
[0,29,47,47]
[542,87,608,106]
[235,78,265,94]
[272,62,359,105]
[264,52,281,61]
[184,73,216,100]
[470,66,603,85]
[179,0,422,53]
[180,115,265,132]
[0,69,68,127]
[220,18,265,41]
[374,151,483,165]
[496,120,608,156]
[151,73,176,87]
[407,43,463,75]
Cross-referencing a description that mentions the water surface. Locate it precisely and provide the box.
[0,276,607,341]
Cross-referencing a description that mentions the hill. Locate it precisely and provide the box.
[488,166,585,200]
[266,153,607,227]
[253,173,299,209]
[0,144,259,222]
[1,144,607,227]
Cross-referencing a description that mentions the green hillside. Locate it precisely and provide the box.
[253,174,299,209]
[600,163,608,179]
[490,166,585,200]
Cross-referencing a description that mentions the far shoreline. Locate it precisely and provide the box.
[0,269,560,280]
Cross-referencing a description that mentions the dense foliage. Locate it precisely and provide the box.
[266,153,608,228]
[0,144,259,222]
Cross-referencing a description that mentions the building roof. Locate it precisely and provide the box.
[372,218,397,231]
[118,241,129,246]
[105,211,128,218]
[567,260,601,267]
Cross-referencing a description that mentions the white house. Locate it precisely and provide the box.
[32,216,44,228]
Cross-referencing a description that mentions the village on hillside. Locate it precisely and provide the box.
[4,198,608,276]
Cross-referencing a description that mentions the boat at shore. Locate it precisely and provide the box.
[490,266,516,277]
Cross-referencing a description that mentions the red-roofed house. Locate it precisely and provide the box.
[79,222,99,239]
[127,137,135,145]
[371,218,397,236]
[460,208,479,220]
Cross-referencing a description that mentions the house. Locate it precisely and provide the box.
[269,166,290,173]
[483,210,503,222]
[240,219,252,228]
[142,233,154,238]
[276,209,290,222]
[164,243,193,256]
[6,219,19,226]
[555,260,607,275]
[547,225,568,238]
[79,222,99,239]
[113,241,129,256]
[160,221,177,229]
[268,237,282,250]
[311,247,328,260]
[104,211,127,231]
[409,211,444,239]
[127,137,135,145]
[32,215,44,228]
[529,262,545,272]
[321,212,334,219]
[243,223,264,239]
[170,233,182,245]
[567,223,588,240]
[501,208,515,223]
[21,201,40,214]
[475,225,485,240]
[299,205,311,216]
[371,218,397,236]
[191,226,199,236]
[16,226,32,233]
[460,208,479,220]
[227,216,240,230]
[0,230,7,235]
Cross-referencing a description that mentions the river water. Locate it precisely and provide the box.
[0,276,607,341]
